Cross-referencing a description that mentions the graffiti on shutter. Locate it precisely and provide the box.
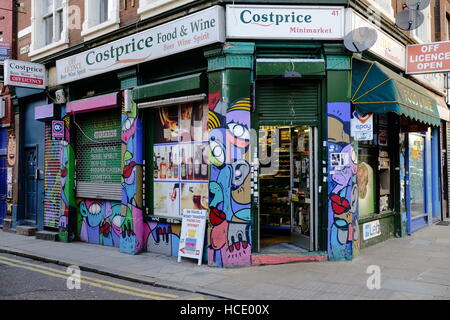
[44,123,63,228]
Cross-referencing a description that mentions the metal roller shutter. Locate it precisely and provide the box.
[75,111,122,201]
[256,81,320,126]
[44,123,62,228]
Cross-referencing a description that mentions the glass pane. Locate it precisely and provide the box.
[409,133,426,217]
[55,10,63,42]
[44,16,53,45]
[152,103,209,219]
[399,133,407,214]
[43,0,53,15]
[99,0,109,24]
[357,148,376,216]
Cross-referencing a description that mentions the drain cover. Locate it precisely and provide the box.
[436,221,450,226]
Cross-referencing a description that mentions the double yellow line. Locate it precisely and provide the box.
[0,255,179,300]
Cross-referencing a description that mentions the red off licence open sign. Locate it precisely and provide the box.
[406,41,450,74]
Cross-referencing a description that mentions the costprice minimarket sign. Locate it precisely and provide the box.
[56,6,225,85]
[226,5,345,40]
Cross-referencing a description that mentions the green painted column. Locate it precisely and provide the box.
[323,44,360,260]
[118,69,146,255]
[205,42,255,267]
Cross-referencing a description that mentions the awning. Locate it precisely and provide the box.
[352,58,441,127]
[425,89,449,122]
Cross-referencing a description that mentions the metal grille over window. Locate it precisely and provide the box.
[75,111,122,200]
[44,123,62,228]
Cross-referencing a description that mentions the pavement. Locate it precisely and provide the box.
[1,222,450,300]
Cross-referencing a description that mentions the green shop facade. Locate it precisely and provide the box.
[47,3,443,267]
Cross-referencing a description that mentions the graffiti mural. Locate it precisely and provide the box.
[120,93,144,255]
[143,221,181,257]
[208,94,252,268]
[78,199,122,247]
[59,115,77,243]
[327,103,359,261]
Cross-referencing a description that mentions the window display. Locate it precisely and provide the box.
[408,133,426,217]
[152,101,209,219]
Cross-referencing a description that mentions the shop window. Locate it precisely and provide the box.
[149,101,209,220]
[357,114,393,217]
[408,133,427,217]
[75,110,122,200]
[30,0,69,57]
[81,0,120,40]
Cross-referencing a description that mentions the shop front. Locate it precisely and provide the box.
[351,58,441,247]
[0,128,7,225]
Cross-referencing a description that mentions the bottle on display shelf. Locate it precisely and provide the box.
[194,145,201,178]
[154,155,159,179]
[160,157,167,179]
[181,148,187,180]
[167,150,173,179]
[173,149,179,179]
[201,146,208,179]
[187,153,194,181]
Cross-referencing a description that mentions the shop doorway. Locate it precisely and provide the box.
[24,146,38,223]
[258,126,317,252]
[0,156,6,225]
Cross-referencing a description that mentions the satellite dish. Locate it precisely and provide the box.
[405,0,430,10]
[395,9,424,30]
[344,27,378,53]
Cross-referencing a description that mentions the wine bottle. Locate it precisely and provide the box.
[181,148,187,180]
[194,145,201,178]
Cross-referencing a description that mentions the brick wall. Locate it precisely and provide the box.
[15,0,140,62]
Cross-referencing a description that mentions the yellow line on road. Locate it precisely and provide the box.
[0,255,179,298]
[0,256,174,300]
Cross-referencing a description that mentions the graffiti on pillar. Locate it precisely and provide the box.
[120,93,144,254]
[208,94,252,268]
[327,103,358,261]
[7,131,16,167]
[78,199,122,247]
[59,116,76,243]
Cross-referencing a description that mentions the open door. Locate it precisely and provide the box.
[258,126,317,252]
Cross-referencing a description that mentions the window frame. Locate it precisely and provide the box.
[138,0,196,20]
[30,0,69,59]
[81,0,120,41]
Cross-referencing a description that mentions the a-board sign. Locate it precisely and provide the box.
[178,209,207,265]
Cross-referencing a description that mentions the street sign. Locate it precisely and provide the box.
[4,59,47,89]
[406,41,450,74]
[52,121,65,140]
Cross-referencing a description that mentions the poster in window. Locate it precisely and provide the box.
[180,183,209,213]
[154,106,179,144]
[357,162,376,216]
[180,104,193,142]
[180,144,194,181]
[154,182,180,218]
[154,144,179,181]
[180,102,209,142]
[193,143,209,181]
